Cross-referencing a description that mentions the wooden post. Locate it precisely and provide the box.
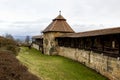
[118,34,120,56]
[101,36,104,52]
[83,38,86,49]
[91,37,94,50]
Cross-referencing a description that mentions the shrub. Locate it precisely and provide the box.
[0,36,20,55]
[0,51,40,80]
[6,45,20,55]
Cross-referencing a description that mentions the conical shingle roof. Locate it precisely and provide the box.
[43,14,75,33]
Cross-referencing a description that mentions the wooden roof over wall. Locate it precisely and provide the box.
[43,14,75,33]
[32,35,43,39]
[58,27,120,38]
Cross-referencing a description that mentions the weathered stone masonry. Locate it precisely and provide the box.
[59,47,120,80]
[43,32,63,55]
[32,14,120,80]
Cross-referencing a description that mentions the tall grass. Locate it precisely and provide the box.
[17,47,108,80]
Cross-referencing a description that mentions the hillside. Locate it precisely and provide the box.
[0,36,40,80]
[0,51,40,80]
[17,47,108,80]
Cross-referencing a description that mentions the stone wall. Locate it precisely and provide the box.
[59,47,120,80]
[32,43,39,50]
[43,32,63,55]
[32,43,43,53]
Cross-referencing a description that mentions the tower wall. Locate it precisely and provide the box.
[43,32,63,55]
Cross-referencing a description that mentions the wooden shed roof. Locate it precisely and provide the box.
[43,14,75,33]
[59,27,120,38]
[32,35,43,39]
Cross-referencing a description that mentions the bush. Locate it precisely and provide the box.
[0,36,20,55]
[6,45,20,56]
[0,51,40,80]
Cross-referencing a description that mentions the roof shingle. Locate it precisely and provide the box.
[43,14,75,33]
[59,27,120,38]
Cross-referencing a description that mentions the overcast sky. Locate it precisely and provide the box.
[0,0,120,36]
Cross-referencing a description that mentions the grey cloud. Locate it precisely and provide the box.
[8,23,45,36]
[0,0,120,36]
[69,0,120,25]
[72,24,117,32]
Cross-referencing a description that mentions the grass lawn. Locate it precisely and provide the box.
[17,47,108,80]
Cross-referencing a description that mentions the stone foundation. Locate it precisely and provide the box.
[59,47,120,80]
[32,43,39,50]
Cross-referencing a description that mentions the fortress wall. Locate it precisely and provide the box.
[59,47,120,80]
[32,43,39,50]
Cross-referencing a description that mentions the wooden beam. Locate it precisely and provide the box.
[83,38,86,49]
[101,36,104,52]
[91,37,94,50]
[118,34,120,56]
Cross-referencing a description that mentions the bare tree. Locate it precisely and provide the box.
[5,33,14,40]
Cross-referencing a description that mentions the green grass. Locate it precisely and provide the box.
[17,47,108,80]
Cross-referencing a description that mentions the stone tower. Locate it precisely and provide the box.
[43,12,74,55]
